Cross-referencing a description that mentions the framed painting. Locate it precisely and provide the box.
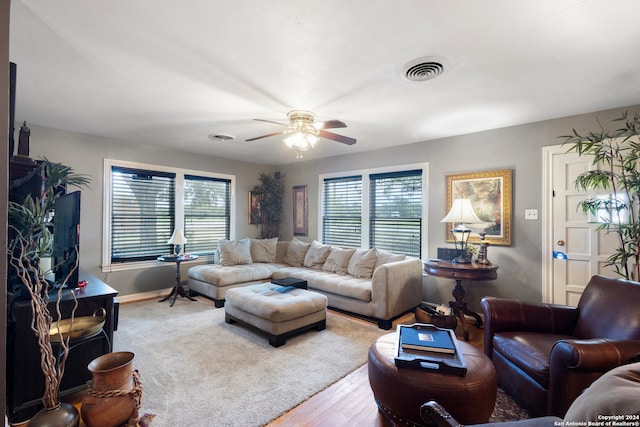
[248,191,262,224]
[445,169,512,246]
[293,185,308,236]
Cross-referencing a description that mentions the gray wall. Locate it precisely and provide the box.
[27,125,275,296]
[278,104,640,311]
[25,104,640,310]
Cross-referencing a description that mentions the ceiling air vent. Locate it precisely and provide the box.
[208,133,235,141]
[403,57,445,82]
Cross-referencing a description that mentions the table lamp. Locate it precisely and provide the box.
[167,229,187,256]
[441,198,481,263]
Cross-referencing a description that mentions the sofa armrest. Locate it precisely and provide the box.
[548,338,640,416]
[371,257,423,321]
[481,297,579,357]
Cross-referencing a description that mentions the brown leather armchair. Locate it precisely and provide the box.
[481,275,640,417]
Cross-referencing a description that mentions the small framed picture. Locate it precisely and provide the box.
[293,185,308,236]
[249,191,262,224]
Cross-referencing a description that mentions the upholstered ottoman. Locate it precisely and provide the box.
[368,332,497,426]
[224,283,328,347]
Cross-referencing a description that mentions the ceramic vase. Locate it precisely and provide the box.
[81,351,138,427]
[27,402,80,427]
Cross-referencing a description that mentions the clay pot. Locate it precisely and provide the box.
[27,402,80,427]
[81,352,139,427]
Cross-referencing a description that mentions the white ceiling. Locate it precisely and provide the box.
[9,1,640,165]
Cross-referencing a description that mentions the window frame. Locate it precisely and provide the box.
[102,159,235,272]
[318,162,429,259]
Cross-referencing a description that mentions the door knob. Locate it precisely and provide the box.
[557,240,565,246]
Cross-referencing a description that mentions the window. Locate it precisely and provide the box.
[111,167,176,262]
[322,176,362,248]
[184,175,230,254]
[320,163,428,258]
[103,160,235,271]
[370,170,422,256]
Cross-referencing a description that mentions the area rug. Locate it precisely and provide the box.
[113,297,387,427]
[491,387,531,422]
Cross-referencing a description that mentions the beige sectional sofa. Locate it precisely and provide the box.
[187,238,423,329]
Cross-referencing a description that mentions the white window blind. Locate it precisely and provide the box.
[111,167,175,262]
[322,175,362,248]
[369,170,422,257]
[184,175,231,254]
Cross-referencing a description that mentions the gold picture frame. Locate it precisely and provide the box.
[248,191,262,224]
[445,169,512,246]
[293,185,308,236]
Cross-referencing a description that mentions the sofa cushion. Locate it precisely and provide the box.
[283,238,311,267]
[250,238,278,263]
[375,250,405,270]
[322,247,356,274]
[303,240,332,269]
[272,267,372,302]
[348,248,378,279]
[564,362,640,421]
[219,239,253,266]
[188,263,283,287]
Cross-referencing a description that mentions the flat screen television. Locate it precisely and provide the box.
[52,191,81,288]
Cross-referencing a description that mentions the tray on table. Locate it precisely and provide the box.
[394,323,467,376]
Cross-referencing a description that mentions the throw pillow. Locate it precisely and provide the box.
[303,240,332,269]
[250,238,278,263]
[347,248,378,279]
[563,362,640,421]
[218,239,253,266]
[322,247,356,274]
[374,250,405,270]
[283,238,311,267]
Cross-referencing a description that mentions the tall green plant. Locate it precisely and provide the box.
[251,172,285,238]
[560,111,640,280]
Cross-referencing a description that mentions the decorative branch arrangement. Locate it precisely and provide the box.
[8,227,79,409]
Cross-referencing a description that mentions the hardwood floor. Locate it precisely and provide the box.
[266,311,484,427]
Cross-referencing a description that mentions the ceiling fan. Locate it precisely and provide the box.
[246,110,356,158]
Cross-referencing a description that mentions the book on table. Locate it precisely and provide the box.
[399,324,456,354]
[394,323,467,376]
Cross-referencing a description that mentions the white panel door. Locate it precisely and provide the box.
[548,148,617,306]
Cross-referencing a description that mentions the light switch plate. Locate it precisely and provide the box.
[525,209,538,220]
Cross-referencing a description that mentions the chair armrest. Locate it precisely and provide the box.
[548,339,640,416]
[551,338,640,371]
[481,297,579,357]
[420,401,462,427]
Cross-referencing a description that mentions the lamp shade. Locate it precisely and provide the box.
[167,229,187,245]
[441,199,482,224]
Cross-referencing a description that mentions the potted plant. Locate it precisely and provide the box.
[7,158,90,425]
[560,111,640,280]
[251,171,285,238]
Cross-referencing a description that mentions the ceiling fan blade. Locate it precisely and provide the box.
[253,118,287,127]
[314,119,347,129]
[318,129,357,145]
[245,131,285,142]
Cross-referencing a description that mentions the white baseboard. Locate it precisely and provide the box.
[116,288,173,304]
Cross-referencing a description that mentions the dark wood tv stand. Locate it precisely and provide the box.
[6,270,118,424]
